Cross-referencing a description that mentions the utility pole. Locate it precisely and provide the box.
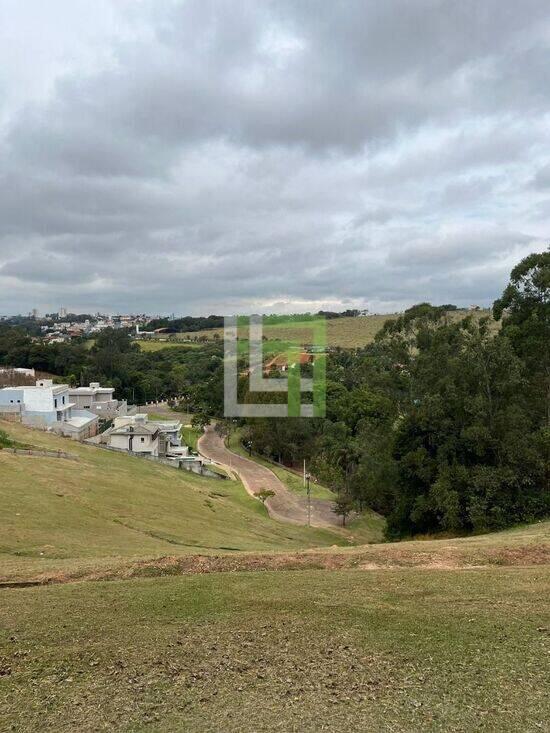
[306,471,311,527]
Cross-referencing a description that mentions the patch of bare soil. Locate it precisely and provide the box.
[5,542,548,587]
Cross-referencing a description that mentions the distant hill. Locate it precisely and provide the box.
[143,309,496,349]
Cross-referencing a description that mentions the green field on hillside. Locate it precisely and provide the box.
[160,309,495,349]
[0,421,380,582]
[1,565,548,732]
[165,315,393,347]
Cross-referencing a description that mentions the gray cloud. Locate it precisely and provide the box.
[0,0,548,315]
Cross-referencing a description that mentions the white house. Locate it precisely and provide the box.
[101,414,186,457]
[106,420,160,455]
[0,379,98,440]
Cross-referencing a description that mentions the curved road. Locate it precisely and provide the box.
[198,426,340,528]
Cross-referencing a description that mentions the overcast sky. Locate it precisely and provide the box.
[0,0,548,316]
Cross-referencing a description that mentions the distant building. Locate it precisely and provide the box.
[59,307,67,318]
[44,332,70,344]
[0,367,35,378]
[0,379,98,440]
[264,352,314,375]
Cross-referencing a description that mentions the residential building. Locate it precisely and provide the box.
[264,352,314,375]
[68,382,127,418]
[105,419,160,455]
[101,414,186,457]
[0,367,35,378]
[0,379,98,440]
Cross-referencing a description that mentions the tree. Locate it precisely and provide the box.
[332,494,354,526]
[214,420,231,439]
[494,249,550,428]
[191,412,210,431]
[494,249,550,498]
[384,316,547,537]
[254,489,275,505]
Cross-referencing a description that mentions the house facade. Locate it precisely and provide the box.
[0,379,98,440]
[68,382,126,418]
[101,414,186,458]
[106,421,160,455]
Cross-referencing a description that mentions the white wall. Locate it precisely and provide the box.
[0,388,24,406]
[110,434,130,451]
[108,432,158,455]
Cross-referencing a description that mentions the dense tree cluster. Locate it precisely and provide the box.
[317,309,363,319]
[144,315,224,332]
[0,327,224,413]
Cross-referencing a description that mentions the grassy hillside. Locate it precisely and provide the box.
[0,421,362,582]
[154,309,496,349]
[1,422,549,731]
[156,315,393,347]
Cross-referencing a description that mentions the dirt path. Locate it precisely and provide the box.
[198,426,340,528]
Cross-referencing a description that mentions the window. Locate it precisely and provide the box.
[141,437,145,443]
[54,398,57,408]
[62,396,65,404]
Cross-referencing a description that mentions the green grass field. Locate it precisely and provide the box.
[0,421,355,583]
[1,419,548,732]
[161,315,393,347]
[181,425,201,452]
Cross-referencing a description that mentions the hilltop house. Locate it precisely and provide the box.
[0,379,98,440]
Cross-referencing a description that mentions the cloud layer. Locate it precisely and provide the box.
[0,0,548,315]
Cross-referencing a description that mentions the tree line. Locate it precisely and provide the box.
[239,252,549,538]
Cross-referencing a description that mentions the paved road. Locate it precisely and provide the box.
[198,426,340,528]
